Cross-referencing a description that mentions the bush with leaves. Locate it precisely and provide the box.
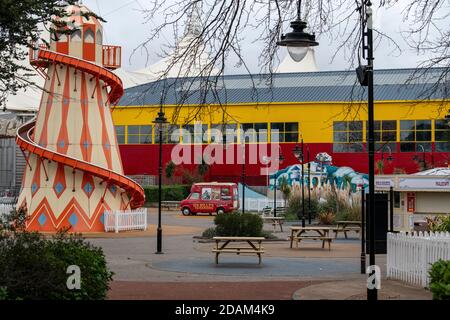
[165,161,176,180]
[214,212,263,237]
[201,227,217,238]
[429,259,450,300]
[0,209,113,300]
[144,185,191,202]
[428,215,450,233]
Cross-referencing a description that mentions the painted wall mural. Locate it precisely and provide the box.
[270,152,369,192]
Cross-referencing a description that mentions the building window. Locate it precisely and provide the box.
[270,122,299,143]
[435,119,450,152]
[241,123,268,143]
[181,124,208,144]
[127,125,152,144]
[96,29,102,45]
[211,124,238,144]
[71,29,82,42]
[333,121,364,153]
[115,125,125,144]
[84,28,95,43]
[400,120,431,152]
[367,120,397,153]
[394,191,400,208]
[154,124,180,144]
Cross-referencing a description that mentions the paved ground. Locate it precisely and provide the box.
[84,209,431,300]
[108,281,323,300]
[292,279,433,300]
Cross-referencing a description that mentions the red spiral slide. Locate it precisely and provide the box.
[16,48,145,209]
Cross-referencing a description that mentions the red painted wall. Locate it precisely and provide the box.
[119,143,450,185]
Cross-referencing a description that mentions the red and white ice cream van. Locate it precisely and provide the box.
[180,182,239,216]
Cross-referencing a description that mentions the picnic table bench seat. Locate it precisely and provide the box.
[212,236,265,264]
[333,221,362,239]
[289,226,334,250]
[289,235,333,250]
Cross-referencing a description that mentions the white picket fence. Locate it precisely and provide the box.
[0,203,15,217]
[104,208,148,233]
[387,231,450,288]
[239,198,285,212]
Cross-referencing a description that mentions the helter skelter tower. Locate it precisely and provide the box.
[16,4,144,232]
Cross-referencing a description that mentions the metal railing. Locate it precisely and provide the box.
[102,45,121,69]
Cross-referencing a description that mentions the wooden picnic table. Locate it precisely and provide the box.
[212,236,265,264]
[334,221,362,239]
[262,216,285,232]
[289,226,334,250]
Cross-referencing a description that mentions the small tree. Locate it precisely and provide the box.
[376,160,385,174]
[198,158,210,177]
[165,161,176,182]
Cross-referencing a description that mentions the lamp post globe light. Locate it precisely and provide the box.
[278,0,377,300]
[276,0,319,62]
[153,105,168,254]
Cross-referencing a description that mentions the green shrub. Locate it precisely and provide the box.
[429,259,450,300]
[0,210,113,300]
[429,215,450,232]
[214,212,263,237]
[0,287,7,300]
[0,231,113,300]
[202,227,217,238]
[165,161,176,179]
[144,185,191,202]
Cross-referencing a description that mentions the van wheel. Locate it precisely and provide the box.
[182,208,191,216]
[216,208,225,215]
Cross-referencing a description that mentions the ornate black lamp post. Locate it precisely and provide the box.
[306,144,311,224]
[358,0,377,301]
[292,142,305,227]
[153,105,168,254]
[273,153,285,217]
[278,0,377,301]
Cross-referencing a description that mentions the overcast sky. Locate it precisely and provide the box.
[84,0,432,74]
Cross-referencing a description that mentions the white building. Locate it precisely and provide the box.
[376,168,450,231]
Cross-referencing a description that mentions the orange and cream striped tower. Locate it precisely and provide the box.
[16,4,144,232]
